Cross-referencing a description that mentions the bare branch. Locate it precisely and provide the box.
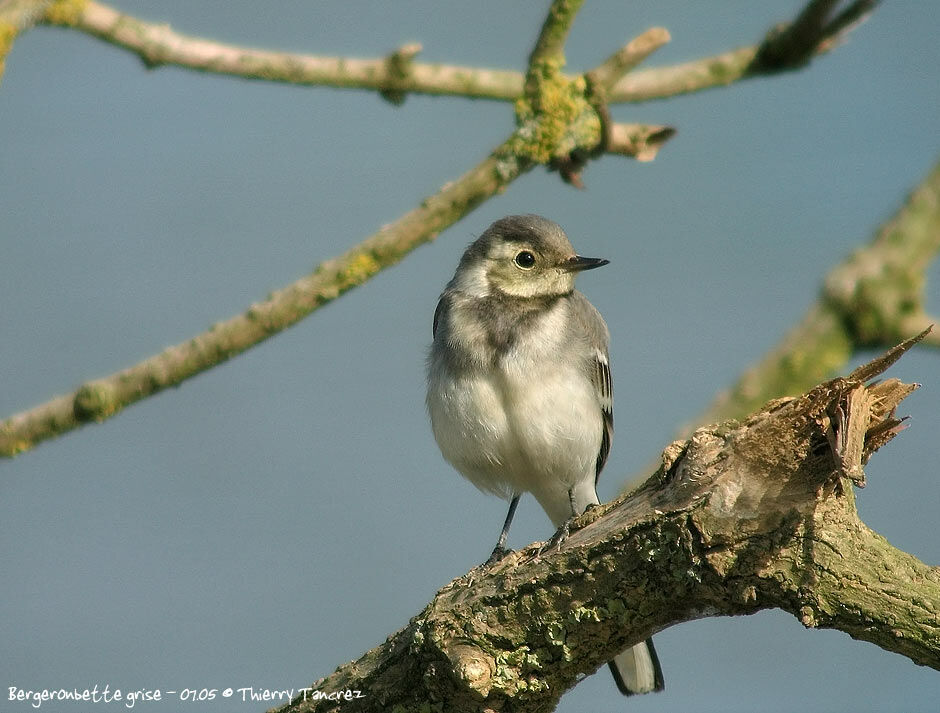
[588,27,671,91]
[34,0,876,105]
[606,123,676,162]
[270,342,936,712]
[38,0,525,99]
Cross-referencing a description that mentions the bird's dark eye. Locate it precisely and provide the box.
[514,251,536,269]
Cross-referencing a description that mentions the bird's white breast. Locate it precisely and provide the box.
[427,299,602,522]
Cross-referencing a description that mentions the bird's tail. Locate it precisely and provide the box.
[608,638,665,696]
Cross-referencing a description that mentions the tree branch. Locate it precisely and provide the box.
[34,0,876,105]
[0,0,54,81]
[0,138,530,457]
[525,0,584,74]
[751,0,878,72]
[270,333,936,713]
[611,0,879,102]
[695,159,940,430]
[1,6,680,458]
[588,26,671,91]
[5,0,893,460]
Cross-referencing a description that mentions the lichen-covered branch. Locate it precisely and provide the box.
[269,335,936,713]
[34,0,876,105]
[0,0,53,80]
[0,0,52,28]
[696,159,940,429]
[1,5,681,458]
[525,0,584,77]
[0,140,531,457]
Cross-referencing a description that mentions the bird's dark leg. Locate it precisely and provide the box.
[485,494,520,565]
[539,488,579,555]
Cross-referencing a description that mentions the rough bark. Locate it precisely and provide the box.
[273,331,938,713]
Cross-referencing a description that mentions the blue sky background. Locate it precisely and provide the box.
[2,2,938,712]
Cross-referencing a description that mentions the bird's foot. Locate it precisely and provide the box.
[537,517,574,557]
[484,545,513,567]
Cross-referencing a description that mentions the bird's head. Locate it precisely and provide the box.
[453,214,608,299]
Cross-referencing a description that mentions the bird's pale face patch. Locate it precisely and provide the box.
[484,240,576,298]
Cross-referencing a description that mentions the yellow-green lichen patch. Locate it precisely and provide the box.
[510,60,600,166]
[0,436,31,457]
[44,0,89,26]
[0,22,16,80]
[339,251,381,288]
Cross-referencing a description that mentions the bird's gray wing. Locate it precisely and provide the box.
[569,292,613,482]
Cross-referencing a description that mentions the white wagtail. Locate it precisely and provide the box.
[426,214,664,696]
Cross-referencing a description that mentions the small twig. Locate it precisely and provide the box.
[608,45,758,102]
[545,25,671,186]
[606,123,676,162]
[379,42,422,105]
[589,27,671,90]
[816,0,878,53]
[583,27,671,162]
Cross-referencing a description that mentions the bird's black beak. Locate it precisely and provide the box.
[564,255,609,272]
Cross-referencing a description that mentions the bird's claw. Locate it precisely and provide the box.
[484,545,513,566]
[537,518,573,557]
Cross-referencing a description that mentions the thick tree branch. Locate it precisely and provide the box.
[33,0,875,105]
[271,333,936,713]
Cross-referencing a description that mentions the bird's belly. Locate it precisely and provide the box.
[428,370,519,497]
[428,363,602,503]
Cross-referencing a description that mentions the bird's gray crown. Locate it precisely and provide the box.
[459,214,575,270]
